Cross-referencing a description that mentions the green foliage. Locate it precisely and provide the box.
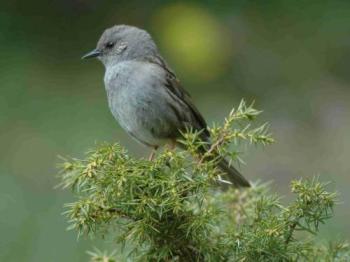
[59,101,348,261]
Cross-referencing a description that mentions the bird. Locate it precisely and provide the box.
[82,25,250,187]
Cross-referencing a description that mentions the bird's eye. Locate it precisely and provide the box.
[105,42,115,49]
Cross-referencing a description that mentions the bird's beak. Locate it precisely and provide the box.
[81,49,101,59]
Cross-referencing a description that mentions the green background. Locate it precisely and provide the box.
[1,1,350,261]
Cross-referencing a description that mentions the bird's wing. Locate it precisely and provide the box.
[143,57,249,187]
[145,55,210,139]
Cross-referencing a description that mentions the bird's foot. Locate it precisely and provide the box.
[167,140,176,151]
[148,146,158,161]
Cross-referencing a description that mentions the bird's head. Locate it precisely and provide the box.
[82,25,158,67]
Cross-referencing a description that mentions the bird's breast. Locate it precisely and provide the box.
[103,61,175,147]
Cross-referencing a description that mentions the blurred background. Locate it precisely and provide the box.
[1,0,349,260]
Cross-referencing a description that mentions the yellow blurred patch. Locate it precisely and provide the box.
[152,3,234,82]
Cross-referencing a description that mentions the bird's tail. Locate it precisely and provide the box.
[217,158,251,187]
[177,137,250,187]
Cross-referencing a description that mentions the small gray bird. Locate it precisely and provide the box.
[82,25,250,187]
